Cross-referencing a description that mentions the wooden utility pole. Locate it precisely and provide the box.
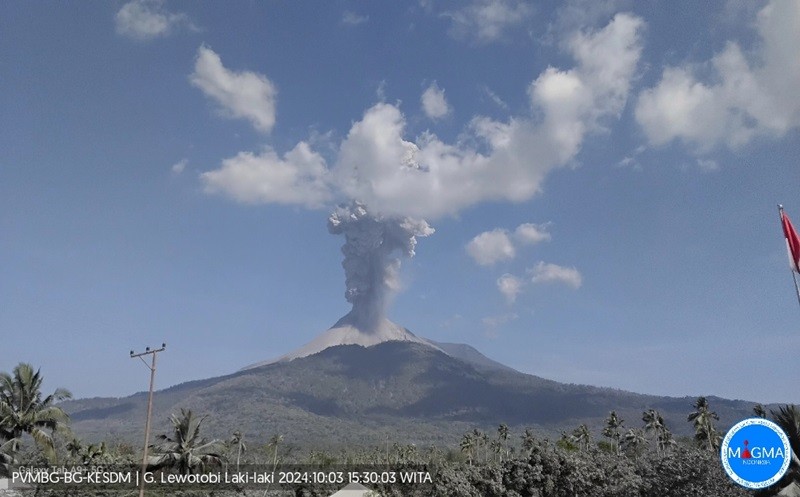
[130,343,166,497]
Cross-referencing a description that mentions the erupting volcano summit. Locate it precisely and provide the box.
[246,201,439,367]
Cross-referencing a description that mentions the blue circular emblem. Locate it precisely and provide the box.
[720,418,792,489]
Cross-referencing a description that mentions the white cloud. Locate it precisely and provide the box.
[635,0,800,151]
[200,142,331,208]
[342,11,369,26]
[466,229,515,265]
[497,274,524,303]
[171,158,188,174]
[514,223,551,245]
[334,14,643,219]
[190,47,277,134]
[468,223,553,301]
[201,15,644,220]
[529,262,582,288]
[465,222,550,265]
[421,82,451,120]
[443,0,534,44]
[115,0,193,41]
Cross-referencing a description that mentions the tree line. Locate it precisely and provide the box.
[2,362,799,496]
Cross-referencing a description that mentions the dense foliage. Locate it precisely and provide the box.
[2,363,799,496]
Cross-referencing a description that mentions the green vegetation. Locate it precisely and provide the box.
[149,408,224,475]
[0,363,71,462]
[2,362,799,496]
[687,396,720,451]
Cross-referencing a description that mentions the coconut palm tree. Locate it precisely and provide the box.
[687,397,720,451]
[643,409,674,453]
[521,429,536,458]
[229,431,246,472]
[571,424,592,452]
[0,437,18,477]
[266,434,283,468]
[497,423,510,461]
[470,429,486,463]
[0,363,72,462]
[66,437,83,460]
[602,411,624,455]
[771,405,800,466]
[459,433,474,465]
[622,428,647,458]
[150,409,222,475]
[753,404,767,418]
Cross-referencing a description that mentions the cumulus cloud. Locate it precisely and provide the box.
[529,262,583,288]
[421,82,451,120]
[334,14,643,218]
[171,158,188,175]
[466,223,550,266]
[635,0,800,151]
[115,0,193,40]
[466,229,515,265]
[190,47,278,133]
[201,15,644,219]
[497,274,524,303]
[200,143,331,207]
[514,223,551,245]
[443,0,534,44]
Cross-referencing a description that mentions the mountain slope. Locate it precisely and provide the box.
[62,341,757,449]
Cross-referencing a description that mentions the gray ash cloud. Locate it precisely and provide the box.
[328,201,434,332]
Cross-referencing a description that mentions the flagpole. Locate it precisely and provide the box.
[778,204,800,308]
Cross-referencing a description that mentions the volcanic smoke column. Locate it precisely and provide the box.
[328,201,434,333]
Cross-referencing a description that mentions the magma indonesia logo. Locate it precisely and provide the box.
[721,418,792,489]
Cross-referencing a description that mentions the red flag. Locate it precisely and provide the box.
[781,209,800,273]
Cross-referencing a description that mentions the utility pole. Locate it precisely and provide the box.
[130,343,166,497]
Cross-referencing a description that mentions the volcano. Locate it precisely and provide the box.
[244,314,442,367]
[62,322,759,450]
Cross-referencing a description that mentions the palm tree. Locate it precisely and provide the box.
[753,404,767,418]
[229,431,246,472]
[521,428,536,458]
[266,434,283,468]
[471,429,486,463]
[497,423,510,461]
[622,428,647,458]
[459,433,474,465]
[687,397,720,451]
[571,424,592,452]
[66,438,83,460]
[480,431,489,463]
[643,408,673,453]
[0,437,18,477]
[771,405,800,466]
[150,409,222,475]
[0,363,72,461]
[83,442,107,465]
[602,411,624,455]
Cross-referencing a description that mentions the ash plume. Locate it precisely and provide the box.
[328,201,434,332]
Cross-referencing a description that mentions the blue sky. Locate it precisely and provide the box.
[2,0,799,405]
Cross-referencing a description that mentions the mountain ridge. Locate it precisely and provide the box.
[62,340,760,449]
